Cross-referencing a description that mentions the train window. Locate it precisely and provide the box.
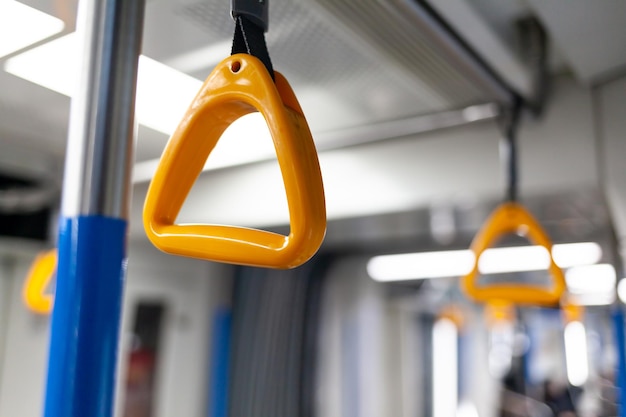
[122,302,166,417]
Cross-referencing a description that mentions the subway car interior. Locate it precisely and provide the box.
[0,0,625,416]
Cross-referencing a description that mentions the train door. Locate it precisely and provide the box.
[116,247,233,417]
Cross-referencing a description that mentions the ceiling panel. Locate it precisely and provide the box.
[1,0,510,180]
[526,0,626,84]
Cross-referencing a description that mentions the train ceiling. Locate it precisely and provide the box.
[0,0,624,236]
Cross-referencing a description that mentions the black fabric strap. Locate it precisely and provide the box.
[501,98,522,203]
[231,15,275,80]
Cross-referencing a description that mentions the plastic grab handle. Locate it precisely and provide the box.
[23,249,56,314]
[461,202,566,307]
[143,54,326,269]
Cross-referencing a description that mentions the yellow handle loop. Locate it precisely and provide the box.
[143,54,326,269]
[461,202,566,307]
[22,249,57,314]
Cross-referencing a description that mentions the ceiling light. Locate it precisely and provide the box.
[4,33,202,135]
[433,318,458,417]
[4,33,77,95]
[564,321,589,386]
[5,32,279,171]
[568,292,615,306]
[565,264,616,306]
[367,242,602,282]
[0,1,65,59]
[367,250,475,281]
[566,264,616,294]
[478,245,550,274]
[552,242,603,268]
[618,279,626,304]
[135,55,202,135]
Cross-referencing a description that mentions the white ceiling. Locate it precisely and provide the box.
[0,0,624,239]
[1,0,475,172]
[526,0,626,84]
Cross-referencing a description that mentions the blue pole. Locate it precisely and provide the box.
[43,217,127,416]
[209,308,232,417]
[42,0,145,416]
[613,306,626,417]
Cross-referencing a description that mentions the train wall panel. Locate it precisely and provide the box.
[597,75,626,248]
[0,241,234,417]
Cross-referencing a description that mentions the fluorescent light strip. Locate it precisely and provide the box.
[367,250,475,282]
[367,242,602,282]
[618,279,626,304]
[564,264,616,306]
[553,242,603,269]
[566,264,616,294]
[4,33,203,136]
[479,245,549,274]
[564,321,589,386]
[5,32,278,170]
[0,1,65,59]
[432,318,458,417]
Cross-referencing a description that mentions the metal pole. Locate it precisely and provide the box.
[43,0,145,415]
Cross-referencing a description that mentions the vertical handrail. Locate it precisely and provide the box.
[42,0,145,416]
[613,307,626,417]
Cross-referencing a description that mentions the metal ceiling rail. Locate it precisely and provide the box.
[314,103,500,152]
[132,102,500,184]
[397,0,517,106]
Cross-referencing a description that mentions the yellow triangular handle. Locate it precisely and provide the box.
[22,249,56,314]
[143,54,326,269]
[461,202,566,306]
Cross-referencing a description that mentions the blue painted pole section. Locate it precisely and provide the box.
[209,308,232,417]
[43,216,127,417]
[613,307,626,417]
[458,332,466,399]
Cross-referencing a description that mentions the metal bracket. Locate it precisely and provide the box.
[231,0,269,32]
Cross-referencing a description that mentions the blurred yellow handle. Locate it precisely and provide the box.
[461,202,566,306]
[23,249,57,314]
[143,54,326,269]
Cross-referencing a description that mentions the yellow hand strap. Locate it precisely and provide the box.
[22,249,56,314]
[461,202,566,307]
[143,54,326,269]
